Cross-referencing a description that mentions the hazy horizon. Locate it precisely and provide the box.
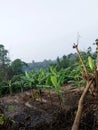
[0,0,98,62]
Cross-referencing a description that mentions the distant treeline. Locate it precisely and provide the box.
[23,47,96,71]
[23,59,54,71]
[0,43,96,82]
[22,53,76,71]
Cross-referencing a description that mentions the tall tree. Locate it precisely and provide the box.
[0,44,10,81]
[11,59,27,75]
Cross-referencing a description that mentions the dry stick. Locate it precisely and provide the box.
[71,79,93,130]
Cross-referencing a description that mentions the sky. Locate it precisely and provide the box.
[0,0,98,62]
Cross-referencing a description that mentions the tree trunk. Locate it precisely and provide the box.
[71,79,93,130]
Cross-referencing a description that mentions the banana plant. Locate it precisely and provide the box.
[23,71,35,88]
[22,71,35,100]
[45,72,53,104]
[50,67,65,107]
[36,69,47,102]
[51,75,65,107]
[36,69,47,86]
[50,67,65,91]
[51,76,63,94]
[8,80,13,95]
[13,80,25,93]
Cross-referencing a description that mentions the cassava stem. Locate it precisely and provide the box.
[73,43,89,78]
[71,79,93,130]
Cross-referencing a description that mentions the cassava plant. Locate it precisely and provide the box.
[71,42,98,130]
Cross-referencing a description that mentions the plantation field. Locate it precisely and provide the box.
[0,44,98,129]
[0,85,98,130]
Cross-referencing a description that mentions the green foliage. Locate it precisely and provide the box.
[95,39,98,43]
[37,69,46,85]
[88,56,95,70]
[23,59,53,71]
[45,74,51,86]
[51,76,58,88]
[0,44,10,81]
[50,66,64,94]
[11,59,27,75]
[0,114,5,125]
[0,46,97,101]
[7,105,15,111]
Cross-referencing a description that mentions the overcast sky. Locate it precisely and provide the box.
[0,0,98,62]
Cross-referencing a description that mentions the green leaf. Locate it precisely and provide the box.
[51,76,58,88]
[0,114,5,125]
[25,71,30,79]
[88,56,95,70]
[50,66,57,76]
[58,76,65,85]
[46,76,50,85]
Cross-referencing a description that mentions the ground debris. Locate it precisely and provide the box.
[0,87,98,130]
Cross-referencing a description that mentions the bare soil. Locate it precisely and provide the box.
[0,84,98,130]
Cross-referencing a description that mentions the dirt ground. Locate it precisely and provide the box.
[0,84,98,130]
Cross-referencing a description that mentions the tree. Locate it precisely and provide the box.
[11,59,27,75]
[0,44,10,81]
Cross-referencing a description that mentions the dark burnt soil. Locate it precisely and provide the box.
[0,85,98,130]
